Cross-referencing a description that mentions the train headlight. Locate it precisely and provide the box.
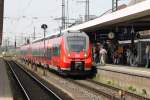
[67,53,71,57]
[67,50,71,57]
[84,53,87,58]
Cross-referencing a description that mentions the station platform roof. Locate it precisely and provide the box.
[67,0,150,32]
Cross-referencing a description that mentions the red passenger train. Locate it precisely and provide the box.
[16,31,93,75]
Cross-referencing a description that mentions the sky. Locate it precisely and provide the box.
[3,0,129,46]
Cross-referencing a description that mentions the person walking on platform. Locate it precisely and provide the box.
[94,43,101,64]
[99,45,107,65]
[145,44,150,68]
[126,48,131,65]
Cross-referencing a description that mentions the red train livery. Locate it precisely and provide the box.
[16,31,93,75]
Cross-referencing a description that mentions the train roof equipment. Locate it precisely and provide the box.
[32,30,85,43]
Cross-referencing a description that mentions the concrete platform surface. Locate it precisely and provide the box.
[97,64,150,78]
[0,59,13,100]
[97,64,150,96]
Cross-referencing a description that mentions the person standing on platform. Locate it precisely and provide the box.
[126,47,131,65]
[99,45,107,65]
[145,44,150,68]
[94,43,101,64]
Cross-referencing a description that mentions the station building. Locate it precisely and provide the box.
[66,0,150,66]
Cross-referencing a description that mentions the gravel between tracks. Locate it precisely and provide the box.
[17,59,148,100]
[16,60,104,100]
[12,60,73,100]
[15,59,150,100]
[5,61,25,100]
[74,79,147,100]
[8,61,60,100]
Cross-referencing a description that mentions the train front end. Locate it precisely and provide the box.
[61,31,93,75]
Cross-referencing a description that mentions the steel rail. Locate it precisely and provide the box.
[6,60,62,100]
[87,79,150,100]
[6,60,30,100]
[13,61,62,100]
[67,78,120,100]
[96,67,150,100]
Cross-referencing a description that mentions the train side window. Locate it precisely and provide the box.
[54,46,60,56]
[39,49,42,56]
[52,46,55,56]
[52,44,60,56]
[32,50,34,55]
[50,48,53,56]
[57,46,60,55]
[53,47,57,56]
[47,48,51,59]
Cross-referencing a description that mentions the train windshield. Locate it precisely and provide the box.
[67,36,86,52]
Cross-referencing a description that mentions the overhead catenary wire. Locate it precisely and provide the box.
[21,0,33,13]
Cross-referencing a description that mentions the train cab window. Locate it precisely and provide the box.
[67,36,86,52]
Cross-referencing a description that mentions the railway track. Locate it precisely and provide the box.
[5,60,62,100]
[96,67,150,99]
[67,78,120,100]
[68,78,150,100]
[10,59,150,100]
[15,60,106,100]
[86,79,150,100]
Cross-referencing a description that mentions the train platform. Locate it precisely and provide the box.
[0,58,13,100]
[96,64,150,97]
[97,64,150,78]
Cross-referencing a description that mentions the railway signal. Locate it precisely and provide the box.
[41,24,48,55]
[41,24,48,30]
